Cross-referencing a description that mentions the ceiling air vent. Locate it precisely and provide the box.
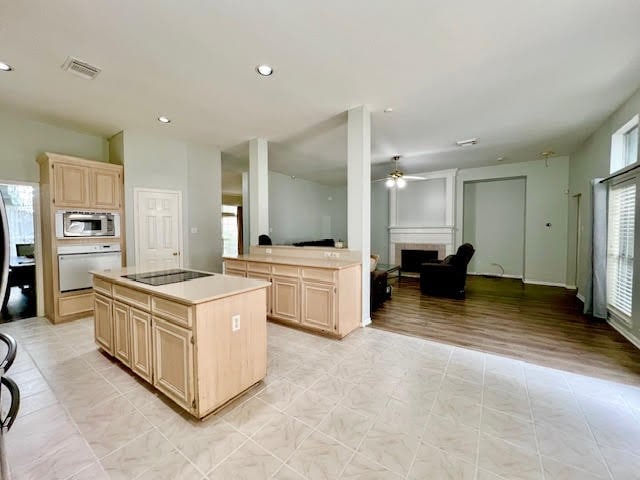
[61,56,101,80]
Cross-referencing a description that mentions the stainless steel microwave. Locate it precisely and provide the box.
[55,210,120,239]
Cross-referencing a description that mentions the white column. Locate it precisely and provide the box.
[347,105,372,327]
[249,138,269,246]
[241,171,250,254]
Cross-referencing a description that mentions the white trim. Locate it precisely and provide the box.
[361,317,372,327]
[468,272,522,279]
[576,292,585,303]
[0,179,44,317]
[607,317,640,350]
[565,285,577,290]
[523,279,566,287]
[133,188,184,269]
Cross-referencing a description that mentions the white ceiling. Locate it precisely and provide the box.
[2,1,640,185]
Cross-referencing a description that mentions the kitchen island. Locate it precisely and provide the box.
[90,266,270,419]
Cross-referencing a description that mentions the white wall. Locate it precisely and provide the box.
[456,158,570,285]
[116,131,222,271]
[268,171,347,244]
[568,85,640,346]
[0,110,108,183]
[396,178,446,226]
[463,178,526,277]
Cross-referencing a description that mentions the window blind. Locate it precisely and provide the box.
[606,179,636,320]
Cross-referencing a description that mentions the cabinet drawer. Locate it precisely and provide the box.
[301,267,336,283]
[113,284,151,311]
[59,292,94,316]
[224,260,246,272]
[247,262,271,274]
[225,269,246,278]
[93,277,113,297]
[272,264,299,278]
[152,296,193,328]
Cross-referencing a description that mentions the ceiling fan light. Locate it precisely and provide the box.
[385,178,395,188]
[396,177,407,188]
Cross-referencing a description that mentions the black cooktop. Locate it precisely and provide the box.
[122,269,213,286]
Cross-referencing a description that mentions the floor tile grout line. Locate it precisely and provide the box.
[568,386,616,480]
[523,363,546,480]
[473,353,487,480]
[404,346,454,480]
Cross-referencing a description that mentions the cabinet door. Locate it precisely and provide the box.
[53,162,90,208]
[247,272,272,315]
[113,302,131,367]
[94,294,114,355]
[131,308,153,383]
[271,276,299,323]
[91,168,121,210]
[301,282,336,332]
[152,317,194,410]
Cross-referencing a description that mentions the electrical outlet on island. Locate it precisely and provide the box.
[232,314,241,332]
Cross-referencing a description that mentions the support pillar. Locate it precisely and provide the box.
[347,106,372,326]
[249,138,269,246]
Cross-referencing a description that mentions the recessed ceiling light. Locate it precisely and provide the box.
[157,116,171,124]
[497,156,505,162]
[0,61,13,72]
[456,138,478,147]
[384,108,394,113]
[255,64,274,76]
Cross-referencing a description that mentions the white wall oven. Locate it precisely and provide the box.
[58,244,122,292]
[55,210,120,239]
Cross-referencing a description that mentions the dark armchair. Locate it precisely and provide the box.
[419,243,475,298]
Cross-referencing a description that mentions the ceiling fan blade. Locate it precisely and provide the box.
[403,175,426,180]
[372,178,390,183]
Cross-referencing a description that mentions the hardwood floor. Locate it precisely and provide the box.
[371,275,640,386]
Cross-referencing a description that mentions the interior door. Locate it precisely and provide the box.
[135,189,182,270]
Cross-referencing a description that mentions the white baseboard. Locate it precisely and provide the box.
[607,317,640,350]
[576,292,585,303]
[468,272,523,279]
[565,285,577,290]
[361,317,372,327]
[523,279,567,287]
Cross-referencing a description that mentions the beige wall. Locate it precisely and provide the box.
[568,85,640,345]
[115,131,223,272]
[0,110,108,183]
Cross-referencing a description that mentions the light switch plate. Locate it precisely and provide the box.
[232,314,241,332]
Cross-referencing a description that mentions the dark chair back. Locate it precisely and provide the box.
[456,243,475,266]
[258,235,272,246]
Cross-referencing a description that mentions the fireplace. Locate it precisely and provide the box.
[401,249,438,273]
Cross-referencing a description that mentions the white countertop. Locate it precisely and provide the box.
[90,266,270,305]
[223,254,361,270]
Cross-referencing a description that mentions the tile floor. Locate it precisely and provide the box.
[2,316,640,480]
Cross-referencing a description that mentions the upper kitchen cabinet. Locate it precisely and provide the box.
[38,153,123,210]
[53,161,91,208]
[91,168,121,210]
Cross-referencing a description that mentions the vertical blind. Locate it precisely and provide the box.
[606,179,636,319]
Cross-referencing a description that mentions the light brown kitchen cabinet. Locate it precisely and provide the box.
[113,301,131,366]
[301,281,335,332]
[152,317,194,411]
[94,294,114,354]
[271,276,299,323]
[91,168,121,210]
[225,269,246,278]
[247,272,272,314]
[130,308,153,382]
[53,162,91,208]
[38,153,125,324]
[223,257,361,339]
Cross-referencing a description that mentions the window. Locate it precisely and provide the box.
[606,179,636,323]
[610,115,639,174]
[221,205,239,257]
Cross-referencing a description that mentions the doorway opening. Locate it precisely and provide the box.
[222,205,243,257]
[1,183,37,322]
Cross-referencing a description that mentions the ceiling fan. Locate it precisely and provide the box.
[375,155,425,188]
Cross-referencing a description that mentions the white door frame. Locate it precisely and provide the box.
[0,179,44,317]
[133,187,184,268]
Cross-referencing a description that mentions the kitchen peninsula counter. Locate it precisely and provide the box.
[90,267,270,419]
